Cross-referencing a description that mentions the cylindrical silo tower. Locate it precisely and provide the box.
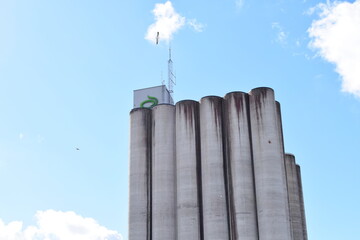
[296,165,308,240]
[276,101,286,154]
[199,96,230,240]
[249,87,292,240]
[223,92,259,240]
[152,104,176,240]
[276,101,292,238]
[285,154,304,240]
[129,108,152,240]
[175,100,203,240]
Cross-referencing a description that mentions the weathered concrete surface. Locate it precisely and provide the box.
[175,100,202,240]
[224,92,259,240]
[152,104,176,240]
[296,165,308,240]
[249,87,292,240]
[276,101,293,239]
[129,108,152,240]
[285,154,304,240]
[276,101,286,155]
[199,96,230,240]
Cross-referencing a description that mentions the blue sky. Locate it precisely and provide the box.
[0,0,359,239]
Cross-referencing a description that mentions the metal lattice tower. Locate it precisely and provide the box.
[168,47,176,100]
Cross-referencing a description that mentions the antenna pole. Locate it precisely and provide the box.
[168,46,176,101]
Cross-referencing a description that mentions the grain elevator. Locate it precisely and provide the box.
[129,87,307,240]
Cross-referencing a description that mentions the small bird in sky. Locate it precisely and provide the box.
[76,147,80,151]
[156,32,159,44]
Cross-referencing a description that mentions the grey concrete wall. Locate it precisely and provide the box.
[175,100,202,240]
[296,165,308,240]
[152,104,176,240]
[285,154,304,240]
[224,92,259,240]
[249,87,292,240]
[199,96,230,240]
[129,108,152,240]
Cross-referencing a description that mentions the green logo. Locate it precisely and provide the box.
[140,96,158,108]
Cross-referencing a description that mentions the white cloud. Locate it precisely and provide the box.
[0,210,122,240]
[145,1,204,44]
[308,0,360,98]
[145,1,185,44]
[272,22,288,45]
[187,19,205,32]
[305,5,317,16]
[0,220,23,240]
[19,133,24,140]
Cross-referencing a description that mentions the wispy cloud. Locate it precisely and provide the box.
[308,0,360,98]
[187,19,205,32]
[235,0,245,9]
[0,210,122,240]
[145,1,204,44]
[19,133,24,140]
[272,22,288,45]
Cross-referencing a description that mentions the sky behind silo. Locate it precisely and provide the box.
[0,0,359,239]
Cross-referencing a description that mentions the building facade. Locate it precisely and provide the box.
[129,87,307,240]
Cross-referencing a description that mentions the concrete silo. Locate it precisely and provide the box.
[151,105,176,240]
[296,165,308,240]
[249,87,292,240]
[129,108,152,240]
[223,92,259,240]
[175,100,203,240]
[129,86,308,240]
[199,96,230,240]
[285,154,304,240]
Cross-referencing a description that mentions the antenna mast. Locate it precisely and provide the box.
[168,47,176,101]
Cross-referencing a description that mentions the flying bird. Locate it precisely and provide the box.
[76,147,80,151]
[156,32,159,44]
